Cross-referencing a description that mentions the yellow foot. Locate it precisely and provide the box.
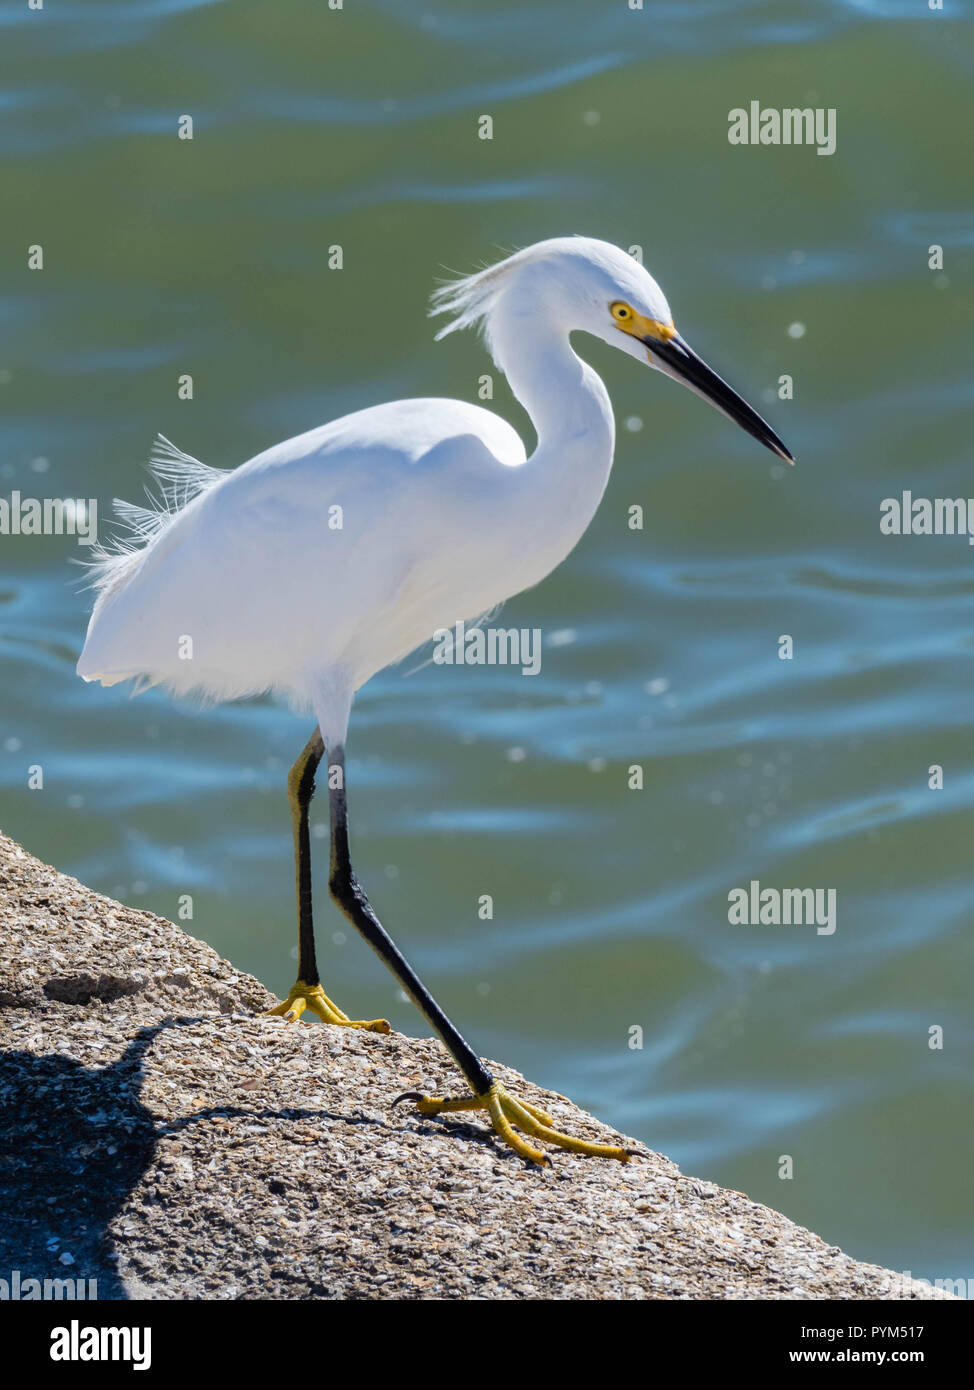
[395,1081,632,1166]
[266,980,390,1033]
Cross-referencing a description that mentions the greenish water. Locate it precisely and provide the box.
[2,0,973,1288]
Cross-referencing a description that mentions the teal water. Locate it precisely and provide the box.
[2,0,973,1288]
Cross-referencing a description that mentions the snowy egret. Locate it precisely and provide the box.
[78,237,792,1165]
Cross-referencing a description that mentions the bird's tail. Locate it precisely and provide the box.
[78,435,226,599]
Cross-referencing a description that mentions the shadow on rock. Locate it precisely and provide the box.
[0,1017,399,1300]
[0,1022,174,1299]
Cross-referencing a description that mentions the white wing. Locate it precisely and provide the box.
[77,399,529,706]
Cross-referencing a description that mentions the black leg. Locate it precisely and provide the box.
[287,728,325,986]
[327,744,494,1096]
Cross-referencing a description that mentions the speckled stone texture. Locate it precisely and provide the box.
[0,830,952,1301]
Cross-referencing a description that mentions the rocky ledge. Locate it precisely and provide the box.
[0,830,952,1301]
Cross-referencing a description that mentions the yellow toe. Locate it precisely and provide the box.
[266,981,390,1033]
[404,1082,631,1165]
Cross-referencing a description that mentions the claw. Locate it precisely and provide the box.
[391,1090,426,1107]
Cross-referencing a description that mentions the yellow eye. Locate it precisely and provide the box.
[611,302,633,322]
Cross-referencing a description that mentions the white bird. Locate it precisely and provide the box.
[78,236,792,1165]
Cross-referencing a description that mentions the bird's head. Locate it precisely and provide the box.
[551,238,794,464]
[432,236,794,464]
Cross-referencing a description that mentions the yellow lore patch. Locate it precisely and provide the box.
[610,300,676,343]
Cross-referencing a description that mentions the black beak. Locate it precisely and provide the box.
[643,332,794,464]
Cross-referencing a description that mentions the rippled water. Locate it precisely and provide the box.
[2,0,973,1285]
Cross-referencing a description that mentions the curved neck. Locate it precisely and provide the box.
[489,308,615,470]
[487,306,616,589]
